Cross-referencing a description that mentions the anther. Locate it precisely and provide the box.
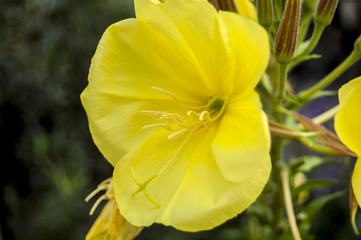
[186,111,197,116]
[142,123,172,131]
[168,129,188,139]
[199,111,211,122]
[159,113,181,121]
[89,194,107,215]
[85,178,114,215]
[151,86,183,105]
[85,184,108,202]
[140,110,167,116]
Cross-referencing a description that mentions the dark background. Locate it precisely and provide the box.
[1,0,361,239]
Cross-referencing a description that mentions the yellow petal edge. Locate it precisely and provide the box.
[335,77,361,209]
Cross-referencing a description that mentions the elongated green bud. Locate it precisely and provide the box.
[275,0,301,63]
[273,0,283,23]
[314,0,339,26]
[218,0,238,13]
[303,0,317,12]
[256,0,274,29]
[355,35,361,53]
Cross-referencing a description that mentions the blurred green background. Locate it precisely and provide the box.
[1,0,361,239]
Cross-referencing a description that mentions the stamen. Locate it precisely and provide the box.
[135,95,229,208]
[142,123,172,131]
[186,111,197,116]
[85,178,112,202]
[89,194,107,215]
[131,167,160,208]
[85,185,108,202]
[140,110,167,116]
[159,113,181,121]
[168,129,188,139]
[85,178,114,215]
[151,86,183,105]
[199,111,211,122]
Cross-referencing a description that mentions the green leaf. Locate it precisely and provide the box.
[308,90,338,100]
[278,231,314,240]
[285,94,301,106]
[289,156,338,173]
[247,202,274,224]
[293,39,322,61]
[294,40,311,57]
[298,191,344,231]
[294,179,336,197]
[296,53,322,63]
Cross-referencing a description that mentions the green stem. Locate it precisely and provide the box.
[304,24,324,54]
[281,170,302,240]
[298,49,361,102]
[290,23,325,70]
[269,103,285,237]
[272,61,280,97]
[270,135,285,238]
[297,12,313,47]
[277,63,289,103]
[311,105,339,124]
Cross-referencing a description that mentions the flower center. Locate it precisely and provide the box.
[141,87,228,139]
[130,87,228,208]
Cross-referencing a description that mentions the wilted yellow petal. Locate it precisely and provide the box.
[86,200,143,240]
[86,180,143,240]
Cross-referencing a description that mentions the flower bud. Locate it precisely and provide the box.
[208,0,220,11]
[314,0,339,26]
[303,0,317,12]
[218,0,238,13]
[256,0,274,29]
[275,0,301,63]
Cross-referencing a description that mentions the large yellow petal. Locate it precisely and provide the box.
[82,87,190,166]
[82,0,270,166]
[219,11,269,97]
[113,121,270,231]
[212,92,270,182]
[135,0,233,95]
[334,77,361,155]
[235,0,258,21]
[352,159,361,207]
[82,18,213,165]
[85,18,209,103]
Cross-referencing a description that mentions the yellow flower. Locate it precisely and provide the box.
[81,0,270,232]
[85,179,143,240]
[335,76,361,206]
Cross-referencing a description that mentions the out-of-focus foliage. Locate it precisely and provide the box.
[0,0,132,239]
[1,0,361,240]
